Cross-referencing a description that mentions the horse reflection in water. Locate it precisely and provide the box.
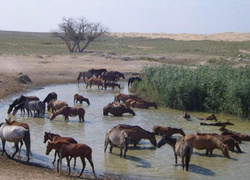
[0,122,32,162]
[158,135,193,171]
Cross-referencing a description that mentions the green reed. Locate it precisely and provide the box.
[133,65,250,119]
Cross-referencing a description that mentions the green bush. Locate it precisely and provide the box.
[133,65,250,119]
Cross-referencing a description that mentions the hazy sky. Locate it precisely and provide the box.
[0,0,249,34]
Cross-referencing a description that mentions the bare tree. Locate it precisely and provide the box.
[53,17,109,53]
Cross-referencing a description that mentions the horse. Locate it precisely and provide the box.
[43,92,57,104]
[103,102,135,116]
[77,71,92,84]
[0,122,32,162]
[197,114,217,121]
[196,132,242,153]
[24,100,45,116]
[73,94,90,105]
[104,82,121,90]
[43,132,78,166]
[129,99,157,109]
[219,127,250,142]
[46,140,96,178]
[100,74,120,82]
[47,99,68,112]
[183,134,230,158]
[12,101,26,116]
[105,71,125,79]
[88,68,107,78]
[7,95,40,114]
[152,126,185,136]
[50,106,85,122]
[114,124,157,147]
[114,93,139,103]
[86,78,104,89]
[128,76,142,87]
[104,128,130,158]
[182,111,191,119]
[157,136,193,171]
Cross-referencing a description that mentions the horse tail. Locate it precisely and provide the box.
[234,140,242,153]
[185,147,191,171]
[23,130,32,161]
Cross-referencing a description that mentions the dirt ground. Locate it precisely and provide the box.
[0,32,249,179]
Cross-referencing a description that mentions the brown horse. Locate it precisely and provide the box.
[114,124,157,147]
[197,132,242,153]
[100,74,120,82]
[46,140,96,178]
[104,82,121,90]
[77,71,92,84]
[182,111,191,119]
[88,68,107,78]
[103,102,135,116]
[129,99,157,109]
[105,71,125,79]
[50,106,85,122]
[158,136,193,171]
[114,93,139,103]
[183,134,230,158]
[47,99,68,112]
[86,78,104,89]
[104,128,130,158]
[8,95,40,114]
[197,114,217,121]
[219,127,250,142]
[152,126,185,136]
[74,94,90,105]
[43,132,78,165]
[43,92,57,104]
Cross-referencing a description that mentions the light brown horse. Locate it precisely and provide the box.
[86,78,104,89]
[196,132,242,153]
[46,140,96,178]
[114,93,139,103]
[114,124,157,147]
[183,134,230,158]
[152,126,185,136]
[43,132,78,165]
[197,114,217,121]
[50,106,85,122]
[158,136,193,171]
[47,99,68,113]
[103,102,135,116]
[129,99,157,109]
[74,94,90,105]
[104,128,130,158]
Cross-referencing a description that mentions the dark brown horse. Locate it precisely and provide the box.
[114,93,139,103]
[74,94,90,105]
[129,99,157,109]
[46,140,96,178]
[88,68,107,78]
[152,126,185,136]
[183,134,230,158]
[158,136,193,171]
[103,102,135,116]
[197,114,217,121]
[100,74,120,82]
[114,124,157,147]
[105,71,125,79]
[43,92,57,104]
[43,132,78,166]
[50,106,85,122]
[219,127,250,142]
[182,111,191,119]
[104,82,121,90]
[86,78,104,89]
[8,95,40,114]
[128,76,142,87]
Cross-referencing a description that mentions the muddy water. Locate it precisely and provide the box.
[0,81,249,180]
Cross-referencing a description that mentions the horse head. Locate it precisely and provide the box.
[222,144,230,158]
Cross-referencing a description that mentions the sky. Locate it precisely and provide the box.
[0,0,249,34]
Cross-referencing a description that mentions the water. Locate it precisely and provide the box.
[0,81,249,179]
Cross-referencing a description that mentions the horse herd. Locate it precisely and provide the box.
[1,69,250,178]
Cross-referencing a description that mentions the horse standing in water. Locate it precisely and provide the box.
[158,136,193,171]
[74,94,90,105]
[152,126,185,136]
[128,76,142,87]
[197,114,217,121]
[43,132,78,167]
[46,140,96,178]
[0,122,32,162]
[43,92,57,104]
[50,106,85,122]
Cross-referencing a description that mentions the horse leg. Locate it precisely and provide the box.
[120,147,123,158]
[174,152,178,164]
[1,139,10,158]
[52,151,57,164]
[12,142,19,159]
[86,155,96,178]
[66,156,71,176]
[79,157,86,177]
[182,157,185,170]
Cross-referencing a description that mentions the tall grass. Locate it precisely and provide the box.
[133,65,250,119]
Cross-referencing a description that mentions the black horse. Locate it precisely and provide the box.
[43,92,58,104]
[128,76,142,87]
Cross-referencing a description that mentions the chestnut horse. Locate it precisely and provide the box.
[74,94,90,105]
[43,92,57,104]
[50,106,85,122]
[47,99,68,112]
[103,102,135,116]
[158,136,193,171]
[197,114,217,121]
[46,140,96,178]
[114,124,157,147]
[104,128,130,158]
[86,78,104,89]
[8,95,39,114]
[114,93,139,103]
[183,134,230,158]
[43,132,78,166]
[129,99,157,109]
[219,127,250,142]
[152,126,185,136]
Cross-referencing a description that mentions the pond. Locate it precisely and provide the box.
[0,81,249,180]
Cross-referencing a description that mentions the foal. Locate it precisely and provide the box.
[158,136,193,171]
